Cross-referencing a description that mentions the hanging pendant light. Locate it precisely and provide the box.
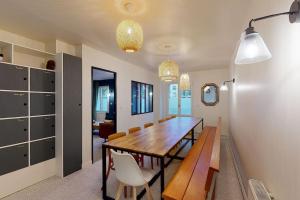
[158,60,179,82]
[116,19,143,53]
[179,73,190,90]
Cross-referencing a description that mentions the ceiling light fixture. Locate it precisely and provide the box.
[116,20,143,53]
[179,73,191,90]
[159,60,179,82]
[235,0,300,65]
[220,78,235,91]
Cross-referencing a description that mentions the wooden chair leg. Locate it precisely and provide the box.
[151,157,154,169]
[124,186,127,198]
[115,182,124,200]
[145,183,153,200]
[132,187,137,200]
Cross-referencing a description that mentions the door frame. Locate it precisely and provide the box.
[91,67,117,164]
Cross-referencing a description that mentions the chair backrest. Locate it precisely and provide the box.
[108,132,126,142]
[158,119,166,123]
[128,127,141,134]
[110,150,146,186]
[144,122,154,129]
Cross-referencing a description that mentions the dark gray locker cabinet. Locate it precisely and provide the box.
[30,69,55,92]
[0,144,28,175]
[30,116,55,140]
[30,93,55,115]
[0,63,28,91]
[0,118,28,147]
[63,54,82,176]
[30,138,55,165]
[0,92,28,118]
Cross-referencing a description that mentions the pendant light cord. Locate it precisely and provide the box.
[249,11,296,27]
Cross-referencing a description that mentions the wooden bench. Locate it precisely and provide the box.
[163,118,221,200]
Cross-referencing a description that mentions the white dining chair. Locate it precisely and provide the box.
[110,150,155,200]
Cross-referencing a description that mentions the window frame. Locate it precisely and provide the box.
[131,81,154,115]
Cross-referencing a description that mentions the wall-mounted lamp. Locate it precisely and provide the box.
[235,0,300,65]
[220,78,235,91]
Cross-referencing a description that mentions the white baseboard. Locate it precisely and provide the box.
[82,160,92,169]
[0,158,57,199]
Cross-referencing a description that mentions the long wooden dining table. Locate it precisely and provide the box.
[102,117,204,200]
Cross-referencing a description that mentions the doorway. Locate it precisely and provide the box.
[91,67,117,163]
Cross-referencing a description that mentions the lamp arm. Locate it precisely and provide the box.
[248,11,295,28]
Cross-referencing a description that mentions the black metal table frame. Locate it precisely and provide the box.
[102,118,204,200]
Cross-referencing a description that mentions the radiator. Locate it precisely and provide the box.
[248,179,272,200]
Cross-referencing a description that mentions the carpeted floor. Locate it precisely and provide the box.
[2,138,243,200]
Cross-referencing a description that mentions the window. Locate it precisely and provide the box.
[131,81,153,115]
[180,90,192,115]
[168,83,192,115]
[168,84,179,114]
[96,86,109,112]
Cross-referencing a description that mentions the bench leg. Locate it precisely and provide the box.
[160,157,164,200]
[191,128,195,146]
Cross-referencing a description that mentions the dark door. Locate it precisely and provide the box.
[63,54,82,176]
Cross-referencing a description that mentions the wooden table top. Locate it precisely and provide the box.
[103,117,202,157]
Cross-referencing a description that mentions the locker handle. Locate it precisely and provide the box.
[24,103,27,106]
[51,102,55,106]
[24,128,27,132]
[23,77,27,81]
[51,124,55,128]
[51,81,54,84]
[78,104,82,106]
[51,146,55,150]
[23,154,27,157]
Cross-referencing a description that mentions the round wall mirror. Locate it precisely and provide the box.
[201,83,219,106]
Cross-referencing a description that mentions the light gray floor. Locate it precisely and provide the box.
[2,138,243,200]
[93,135,104,162]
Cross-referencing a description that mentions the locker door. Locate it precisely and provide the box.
[30,69,55,92]
[0,92,28,118]
[0,63,28,91]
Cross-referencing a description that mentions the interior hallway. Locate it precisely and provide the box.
[2,137,243,200]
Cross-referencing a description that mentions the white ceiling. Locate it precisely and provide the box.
[93,69,114,80]
[0,0,249,71]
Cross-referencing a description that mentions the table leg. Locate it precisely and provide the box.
[102,145,107,199]
[160,157,165,200]
[191,128,195,146]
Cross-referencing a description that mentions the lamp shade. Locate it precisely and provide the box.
[159,60,179,82]
[235,32,272,65]
[116,20,143,52]
[179,73,190,90]
[220,84,228,91]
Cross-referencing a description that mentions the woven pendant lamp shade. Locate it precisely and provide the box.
[116,20,143,53]
[158,60,179,82]
[179,73,190,90]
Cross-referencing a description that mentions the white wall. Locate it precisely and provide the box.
[229,0,300,199]
[81,44,160,167]
[190,68,229,134]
